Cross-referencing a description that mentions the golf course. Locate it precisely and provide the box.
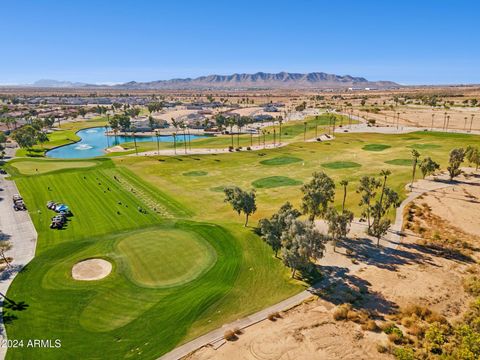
[3,127,479,359]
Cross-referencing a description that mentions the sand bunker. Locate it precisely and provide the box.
[72,259,112,281]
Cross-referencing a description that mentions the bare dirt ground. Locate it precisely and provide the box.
[71,258,112,281]
[188,171,480,360]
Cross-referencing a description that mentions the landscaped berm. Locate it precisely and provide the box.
[3,130,480,359]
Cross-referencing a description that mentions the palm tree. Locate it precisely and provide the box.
[470,114,475,132]
[172,132,177,154]
[410,149,420,188]
[303,121,307,141]
[278,116,283,145]
[431,113,435,130]
[131,125,138,156]
[464,116,468,131]
[379,169,391,211]
[443,112,448,130]
[181,122,187,154]
[105,125,110,148]
[340,179,349,213]
[446,115,450,131]
[155,129,160,155]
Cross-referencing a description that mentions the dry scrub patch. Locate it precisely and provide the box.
[72,259,112,281]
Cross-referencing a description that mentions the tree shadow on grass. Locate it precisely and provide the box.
[310,265,398,316]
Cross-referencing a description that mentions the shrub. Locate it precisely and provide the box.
[463,275,480,296]
[228,146,234,152]
[424,322,449,354]
[393,346,415,360]
[267,312,280,321]
[407,324,425,338]
[362,320,380,332]
[246,146,251,150]
[388,331,404,344]
[224,330,237,341]
[376,343,388,353]
[233,327,243,335]
[333,304,351,321]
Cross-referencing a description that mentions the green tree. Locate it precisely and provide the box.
[325,207,354,252]
[447,148,465,180]
[280,216,327,278]
[357,176,381,230]
[369,186,400,246]
[116,114,131,132]
[301,171,335,221]
[419,157,440,178]
[12,125,38,152]
[148,115,156,131]
[465,146,480,171]
[224,187,257,226]
[259,202,301,257]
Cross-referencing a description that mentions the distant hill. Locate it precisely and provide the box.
[30,72,399,90]
[32,79,93,88]
[114,72,399,90]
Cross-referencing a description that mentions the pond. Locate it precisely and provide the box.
[46,127,206,159]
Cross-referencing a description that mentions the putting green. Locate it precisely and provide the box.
[260,156,302,165]
[321,161,361,169]
[183,170,208,176]
[252,176,302,189]
[385,159,413,166]
[117,228,216,288]
[362,144,391,151]
[408,143,442,149]
[11,160,98,175]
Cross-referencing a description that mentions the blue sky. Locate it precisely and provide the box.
[1,0,479,85]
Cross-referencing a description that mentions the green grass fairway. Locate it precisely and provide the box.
[10,159,98,175]
[321,161,361,169]
[183,170,208,176]
[385,159,413,166]
[117,228,217,288]
[362,144,392,151]
[408,143,442,149]
[5,158,300,359]
[252,176,302,189]
[260,156,302,165]
[6,129,480,359]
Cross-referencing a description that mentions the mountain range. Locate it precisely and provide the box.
[28,72,399,90]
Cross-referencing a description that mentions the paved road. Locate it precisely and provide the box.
[0,173,38,359]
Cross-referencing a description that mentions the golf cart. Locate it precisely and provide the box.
[13,194,26,211]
